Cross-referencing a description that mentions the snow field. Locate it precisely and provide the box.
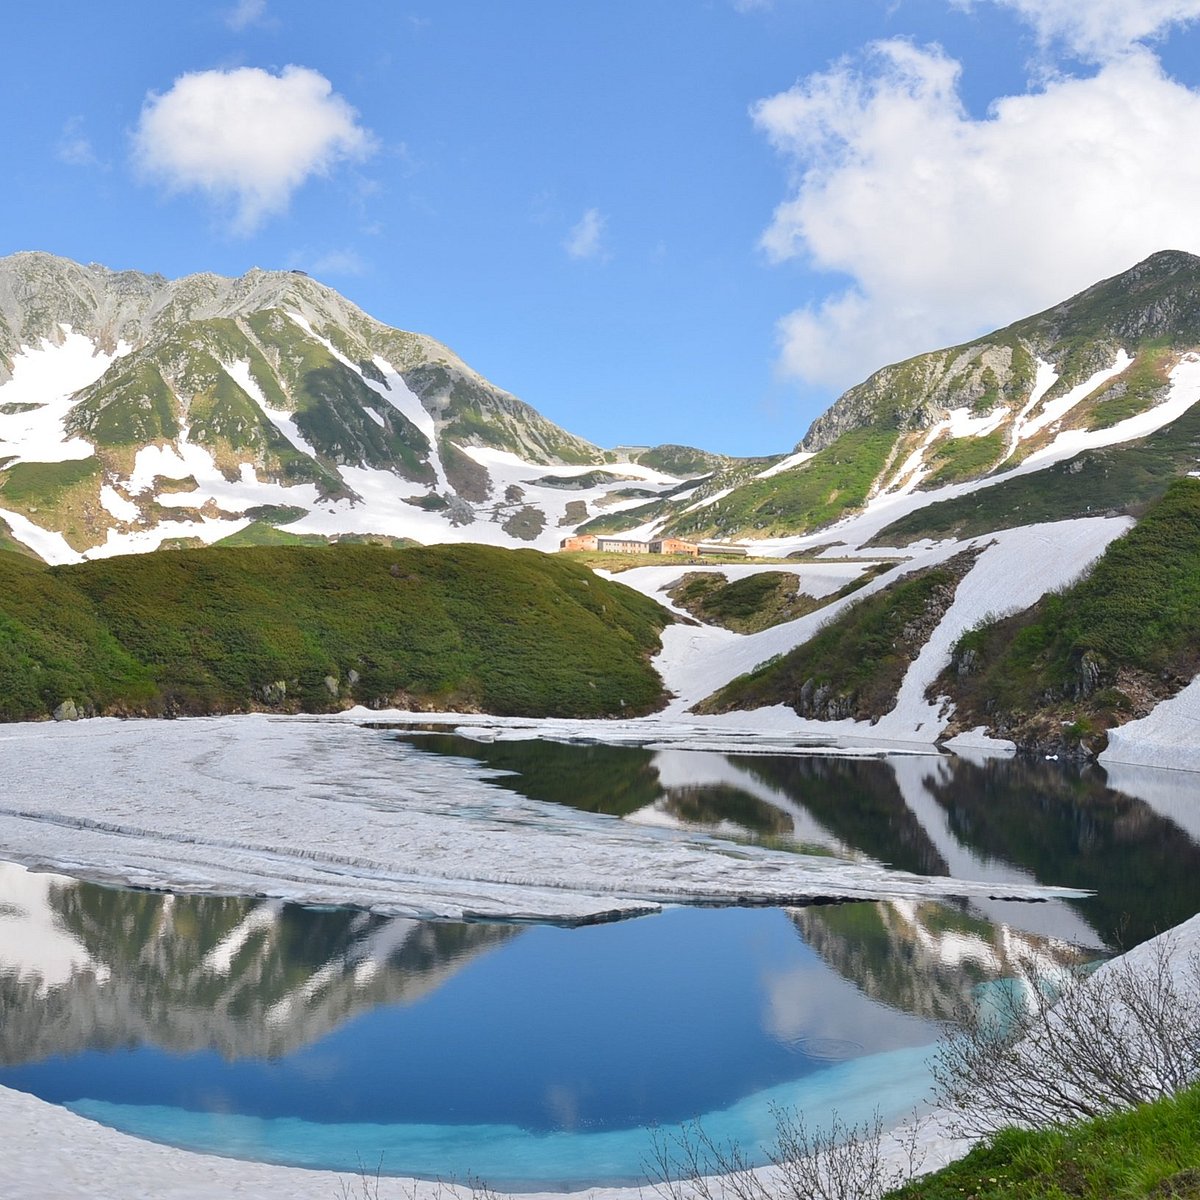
[0,327,122,465]
[1100,677,1200,774]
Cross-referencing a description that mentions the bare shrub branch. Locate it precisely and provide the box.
[644,1107,923,1200]
[933,935,1200,1136]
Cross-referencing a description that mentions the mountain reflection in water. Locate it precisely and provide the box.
[0,740,1197,1178]
[0,865,515,1065]
[401,734,1200,948]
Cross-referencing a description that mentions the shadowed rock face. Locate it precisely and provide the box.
[0,870,517,1065]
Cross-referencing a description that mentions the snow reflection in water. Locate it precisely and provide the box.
[2,740,1198,1186]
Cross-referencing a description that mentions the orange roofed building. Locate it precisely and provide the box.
[648,538,698,556]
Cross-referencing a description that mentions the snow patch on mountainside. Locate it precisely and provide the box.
[0,327,119,464]
[366,355,449,491]
[756,449,813,479]
[648,517,1129,743]
[280,312,453,492]
[1023,352,1200,469]
[224,358,322,460]
[99,485,139,522]
[0,507,83,564]
[1100,674,1200,774]
[1019,352,1132,442]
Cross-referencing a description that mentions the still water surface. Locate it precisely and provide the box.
[1,738,1197,1187]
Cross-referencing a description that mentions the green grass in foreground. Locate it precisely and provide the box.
[0,543,670,720]
[886,1084,1200,1199]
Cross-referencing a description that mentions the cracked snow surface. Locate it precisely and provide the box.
[0,716,1081,925]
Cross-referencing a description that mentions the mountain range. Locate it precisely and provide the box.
[0,251,740,562]
[3,248,1200,759]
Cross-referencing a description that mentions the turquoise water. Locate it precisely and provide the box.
[3,743,1198,1186]
[0,899,938,1186]
[68,1045,935,1189]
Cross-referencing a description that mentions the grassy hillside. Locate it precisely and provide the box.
[886,1084,1200,1200]
[666,426,898,540]
[941,478,1200,750]
[0,544,671,721]
[668,565,891,634]
[0,552,158,720]
[699,551,976,720]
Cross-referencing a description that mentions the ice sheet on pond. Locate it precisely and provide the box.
[0,716,1082,923]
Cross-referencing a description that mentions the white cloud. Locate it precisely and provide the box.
[754,41,1200,391]
[224,0,268,31]
[564,207,608,261]
[308,248,368,276]
[959,0,1200,61]
[132,65,375,234]
[56,116,99,168]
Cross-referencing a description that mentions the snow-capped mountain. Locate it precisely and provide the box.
[0,252,736,563]
[594,252,1200,761]
[587,250,1200,543]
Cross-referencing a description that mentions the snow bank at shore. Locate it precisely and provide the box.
[1100,675,1200,774]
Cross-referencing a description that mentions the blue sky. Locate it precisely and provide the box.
[4,1,1200,456]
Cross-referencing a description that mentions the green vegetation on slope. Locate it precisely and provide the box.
[924,431,1007,487]
[700,552,974,720]
[631,444,731,476]
[0,544,670,720]
[872,395,1200,545]
[69,360,180,446]
[0,458,102,508]
[1085,345,1173,430]
[669,571,810,633]
[246,309,434,482]
[668,426,899,540]
[668,565,892,633]
[577,499,667,535]
[886,1084,1200,1200]
[0,517,38,559]
[0,552,158,720]
[942,478,1200,749]
[210,521,329,548]
[1012,248,1200,391]
[0,457,108,552]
